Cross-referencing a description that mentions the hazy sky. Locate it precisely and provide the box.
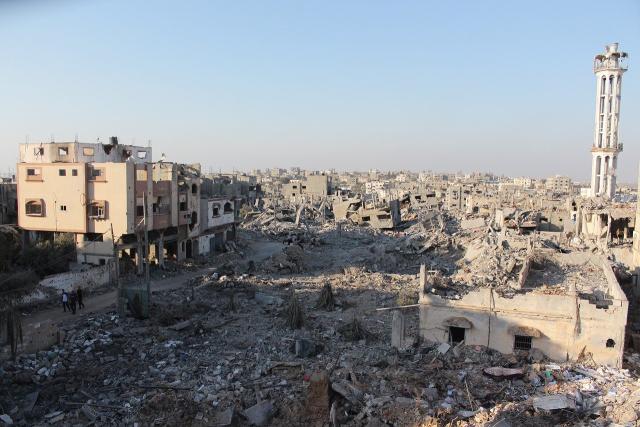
[1,0,639,182]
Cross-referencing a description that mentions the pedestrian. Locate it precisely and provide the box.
[69,290,77,315]
[76,287,85,309]
[62,290,69,312]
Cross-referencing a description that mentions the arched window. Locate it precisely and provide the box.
[25,200,44,216]
[224,202,233,213]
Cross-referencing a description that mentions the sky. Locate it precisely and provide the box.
[1,0,639,183]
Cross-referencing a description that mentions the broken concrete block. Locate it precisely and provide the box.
[391,311,406,349]
[215,407,236,426]
[483,367,524,379]
[436,342,451,354]
[0,414,13,425]
[169,320,192,331]
[332,380,363,405]
[532,394,575,411]
[242,401,274,426]
[460,217,486,230]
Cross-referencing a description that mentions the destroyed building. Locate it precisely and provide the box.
[419,235,629,367]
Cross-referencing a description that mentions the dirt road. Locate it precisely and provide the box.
[21,234,284,331]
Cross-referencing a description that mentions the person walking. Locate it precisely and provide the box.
[62,290,70,312]
[69,289,77,315]
[76,287,85,310]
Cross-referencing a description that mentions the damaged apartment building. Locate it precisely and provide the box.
[16,139,238,270]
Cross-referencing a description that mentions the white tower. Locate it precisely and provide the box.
[590,43,628,199]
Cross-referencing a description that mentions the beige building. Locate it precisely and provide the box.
[17,140,233,268]
[545,175,573,194]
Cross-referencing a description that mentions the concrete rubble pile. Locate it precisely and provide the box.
[3,275,639,426]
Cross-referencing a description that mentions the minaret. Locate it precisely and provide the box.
[590,43,628,199]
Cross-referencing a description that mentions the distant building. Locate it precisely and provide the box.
[545,175,573,194]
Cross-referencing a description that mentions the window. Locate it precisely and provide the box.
[72,169,78,176]
[449,327,465,345]
[179,201,187,211]
[89,168,106,181]
[136,169,148,181]
[58,147,69,156]
[25,200,44,216]
[82,147,95,156]
[26,167,42,181]
[191,184,198,194]
[606,339,615,348]
[362,216,371,222]
[136,150,147,159]
[60,205,67,211]
[514,335,532,351]
[99,259,106,266]
[84,233,103,242]
[88,201,106,219]
[136,205,144,217]
[224,202,233,213]
[59,169,66,176]
[212,204,220,217]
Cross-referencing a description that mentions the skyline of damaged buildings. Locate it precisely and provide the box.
[3,42,639,409]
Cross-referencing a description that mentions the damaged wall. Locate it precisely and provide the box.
[419,260,627,367]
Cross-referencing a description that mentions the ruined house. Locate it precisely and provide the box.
[419,251,628,367]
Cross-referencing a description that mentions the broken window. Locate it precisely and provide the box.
[212,204,220,217]
[224,202,233,213]
[606,339,615,348]
[58,147,69,156]
[26,167,42,181]
[191,184,198,194]
[136,205,144,217]
[362,216,371,222]
[513,335,532,351]
[59,169,66,176]
[136,169,148,181]
[136,150,147,159]
[89,167,106,181]
[449,327,465,345]
[179,201,187,211]
[25,200,44,216]
[88,201,106,219]
[83,147,95,156]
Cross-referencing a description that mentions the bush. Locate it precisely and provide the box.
[18,237,75,278]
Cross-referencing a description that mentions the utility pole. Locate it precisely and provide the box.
[143,191,150,301]
[111,223,123,316]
